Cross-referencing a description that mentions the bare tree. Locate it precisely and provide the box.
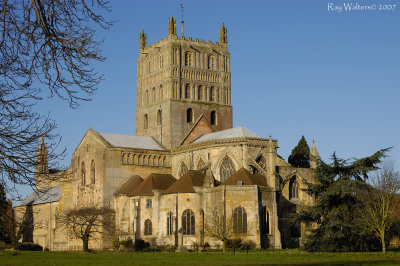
[57,206,115,252]
[0,0,112,198]
[357,161,400,254]
[204,207,233,253]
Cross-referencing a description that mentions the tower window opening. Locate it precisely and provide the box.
[210,110,217,125]
[208,55,215,70]
[157,110,162,125]
[210,87,215,102]
[187,108,193,123]
[144,114,148,129]
[198,86,203,101]
[185,84,190,99]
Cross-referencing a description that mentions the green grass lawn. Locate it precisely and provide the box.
[1,249,399,265]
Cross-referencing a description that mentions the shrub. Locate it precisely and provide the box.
[18,242,43,251]
[203,242,210,249]
[134,239,150,251]
[120,238,134,250]
[242,240,256,250]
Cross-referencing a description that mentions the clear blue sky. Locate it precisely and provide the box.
[29,0,399,198]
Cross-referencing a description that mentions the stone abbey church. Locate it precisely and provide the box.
[17,16,318,251]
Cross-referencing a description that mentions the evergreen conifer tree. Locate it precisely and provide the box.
[295,148,390,252]
[288,136,310,168]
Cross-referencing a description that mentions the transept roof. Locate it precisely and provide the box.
[192,126,259,144]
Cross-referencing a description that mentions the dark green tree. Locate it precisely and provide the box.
[0,184,10,243]
[295,148,390,252]
[288,136,310,168]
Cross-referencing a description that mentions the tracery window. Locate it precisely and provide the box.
[90,160,95,184]
[289,176,299,199]
[219,156,235,182]
[178,162,188,178]
[208,55,215,70]
[144,219,152,235]
[182,209,195,235]
[233,206,247,234]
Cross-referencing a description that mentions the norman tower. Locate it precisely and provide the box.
[135,16,233,148]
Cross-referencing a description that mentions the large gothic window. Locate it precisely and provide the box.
[178,162,188,178]
[144,219,152,235]
[90,160,95,184]
[289,176,299,199]
[81,162,86,186]
[186,108,193,123]
[182,209,195,235]
[219,156,236,182]
[233,206,247,234]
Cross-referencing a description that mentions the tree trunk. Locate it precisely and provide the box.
[82,236,90,252]
[222,239,226,253]
[381,232,386,254]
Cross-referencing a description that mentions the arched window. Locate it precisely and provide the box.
[233,206,247,234]
[210,87,215,102]
[186,108,193,123]
[144,114,148,129]
[182,209,195,235]
[144,219,152,235]
[198,86,203,100]
[90,160,95,184]
[159,54,163,68]
[167,211,173,236]
[157,110,162,125]
[81,162,86,186]
[197,159,205,170]
[210,110,217,125]
[159,85,163,100]
[152,87,156,102]
[185,84,190,99]
[289,176,299,199]
[185,52,192,66]
[219,156,236,182]
[178,162,188,178]
[145,90,149,104]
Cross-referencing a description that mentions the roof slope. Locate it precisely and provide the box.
[16,186,62,206]
[98,132,166,151]
[115,175,144,196]
[192,126,259,144]
[180,115,214,145]
[221,168,268,186]
[131,173,176,196]
[164,171,206,194]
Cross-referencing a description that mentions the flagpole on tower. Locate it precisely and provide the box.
[180,3,184,37]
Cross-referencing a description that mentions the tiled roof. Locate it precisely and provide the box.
[115,175,143,196]
[16,186,62,206]
[164,171,206,194]
[220,168,268,187]
[98,132,166,151]
[192,126,259,144]
[130,173,176,196]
